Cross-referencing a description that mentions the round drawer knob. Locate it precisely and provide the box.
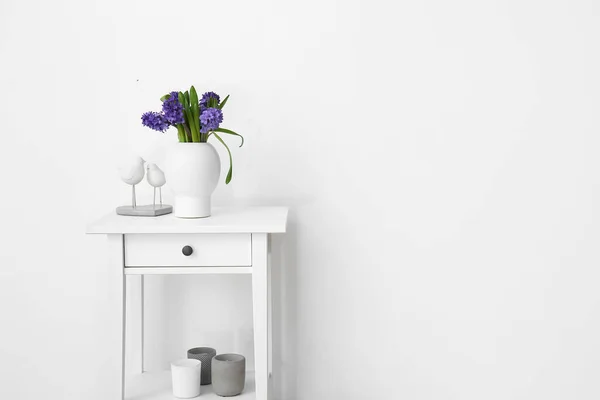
[182,245,193,256]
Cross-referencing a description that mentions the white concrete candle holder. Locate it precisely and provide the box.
[171,359,201,398]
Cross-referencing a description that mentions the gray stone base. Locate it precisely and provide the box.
[116,204,173,217]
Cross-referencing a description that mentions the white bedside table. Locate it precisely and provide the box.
[87,207,288,400]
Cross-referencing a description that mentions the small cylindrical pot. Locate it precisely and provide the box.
[171,359,201,398]
[187,347,217,385]
[212,354,246,397]
[165,142,221,218]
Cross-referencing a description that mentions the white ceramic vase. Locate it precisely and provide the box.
[166,143,221,218]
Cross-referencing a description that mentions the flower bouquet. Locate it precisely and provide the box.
[141,86,244,218]
[142,86,243,184]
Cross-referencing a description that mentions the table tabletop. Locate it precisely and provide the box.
[87,206,288,234]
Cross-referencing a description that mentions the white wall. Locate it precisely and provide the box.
[1,0,600,399]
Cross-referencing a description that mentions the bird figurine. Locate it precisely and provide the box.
[118,155,145,208]
[146,163,167,208]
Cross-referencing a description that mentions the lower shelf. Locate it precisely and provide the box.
[126,370,256,400]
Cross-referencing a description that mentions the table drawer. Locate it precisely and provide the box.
[125,233,251,267]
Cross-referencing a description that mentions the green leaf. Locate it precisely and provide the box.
[184,109,199,142]
[160,93,171,102]
[212,132,233,184]
[178,93,188,125]
[217,94,229,109]
[190,86,199,108]
[176,124,186,142]
[214,127,244,147]
[189,86,200,139]
[180,91,199,142]
[184,91,190,108]
[182,121,192,142]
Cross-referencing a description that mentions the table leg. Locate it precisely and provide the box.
[108,234,126,400]
[252,233,269,400]
[121,270,127,400]
[267,245,272,379]
[140,275,145,373]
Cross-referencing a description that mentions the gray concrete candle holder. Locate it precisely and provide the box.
[187,347,217,385]
[212,354,246,397]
